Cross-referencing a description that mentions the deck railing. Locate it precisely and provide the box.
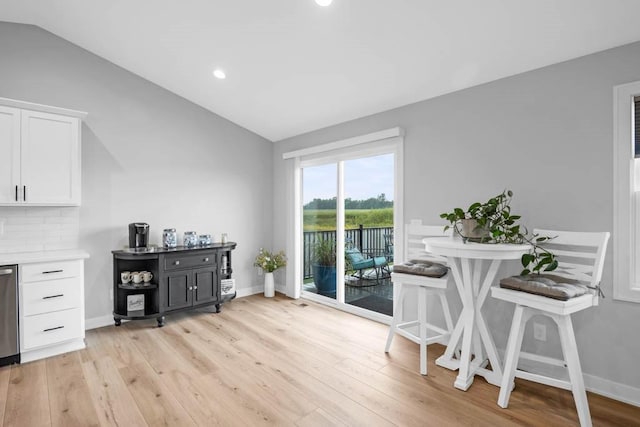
[303,225,393,279]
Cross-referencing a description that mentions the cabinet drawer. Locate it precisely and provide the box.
[21,277,81,316]
[21,260,82,283]
[21,308,83,351]
[164,252,215,271]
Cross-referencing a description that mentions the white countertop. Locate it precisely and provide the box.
[0,249,90,265]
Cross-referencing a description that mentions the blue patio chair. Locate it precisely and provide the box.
[345,246,390,284]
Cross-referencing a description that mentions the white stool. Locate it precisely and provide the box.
[491,229,610,427]
[384,220,455,375]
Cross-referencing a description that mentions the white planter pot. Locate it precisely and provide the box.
[461,218,490,240]
[264,272,275,297]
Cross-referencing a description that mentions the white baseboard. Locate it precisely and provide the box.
[85,284,278,329]
[510,352,640,407]
[236,283,286,298]
[236,285,264,298]
[584,373,640,407]
[85,314,115,330]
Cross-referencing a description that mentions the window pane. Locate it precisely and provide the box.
[343,153,395,316]
[302,163,337,300]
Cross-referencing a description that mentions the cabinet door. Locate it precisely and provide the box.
[162,271,192,311]
[193,267,218,305]
[0,106,21,204]
[21,110,80,205]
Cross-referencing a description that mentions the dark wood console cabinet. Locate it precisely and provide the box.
[112,243,236,327]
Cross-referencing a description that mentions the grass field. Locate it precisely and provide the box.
[303,208,393,231]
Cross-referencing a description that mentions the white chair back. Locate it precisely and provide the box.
[404,219,451,264]
[533,228,610,305]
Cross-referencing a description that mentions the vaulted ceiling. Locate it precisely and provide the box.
[3,0,640,141]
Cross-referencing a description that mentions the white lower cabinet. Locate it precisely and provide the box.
[19,258,85,363]
[22,308,83,350]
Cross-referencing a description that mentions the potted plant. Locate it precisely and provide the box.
[254,249,287,297]
[440,189,557,275]
[311,239,337,297]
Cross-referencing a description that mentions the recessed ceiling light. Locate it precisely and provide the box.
[315,0,332,6]
[213,69,226,79]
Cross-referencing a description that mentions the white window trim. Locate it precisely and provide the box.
[613,81,640,302]
[282,128,404,319]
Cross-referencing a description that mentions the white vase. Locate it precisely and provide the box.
[264,272,275,297]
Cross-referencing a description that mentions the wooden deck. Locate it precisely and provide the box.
[0,294,638,426]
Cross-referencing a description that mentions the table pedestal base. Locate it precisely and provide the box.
[423,238,530,391]
[437,257,505,390]
[436,354,502,390]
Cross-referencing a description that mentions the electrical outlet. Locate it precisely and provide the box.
[533,322,547,341]
[257,267,263,276]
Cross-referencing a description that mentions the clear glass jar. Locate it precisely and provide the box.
[163,228,177,248]
[198,234,211,246]
[183,231,197,247]
[221,233,228,244]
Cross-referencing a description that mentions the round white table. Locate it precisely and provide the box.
[423,237,530,391]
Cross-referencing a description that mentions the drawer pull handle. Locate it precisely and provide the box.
[188,286,193,290]
[43,270,64,274]
[43,326,64,332]
[15,185,18,202]
[193,286,198,290]
[203,258,209,262]
[174,261,180,265]
[43,294,64,300]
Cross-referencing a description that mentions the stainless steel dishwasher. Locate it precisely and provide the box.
[0,265,19,366]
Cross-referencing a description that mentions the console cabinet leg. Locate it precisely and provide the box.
[114,317,122,326]
[157,316,165,327]
[215,303,221,313]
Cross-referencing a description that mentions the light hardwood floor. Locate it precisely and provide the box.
[0,294,638,426]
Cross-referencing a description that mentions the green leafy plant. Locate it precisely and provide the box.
[254,248,287,273]
[440,190,557,275]
[311,239,337,266]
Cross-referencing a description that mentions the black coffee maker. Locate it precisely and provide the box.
[128,223,150,249]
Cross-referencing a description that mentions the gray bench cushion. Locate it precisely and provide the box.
[499,274,588,301]
[393,259,448,278]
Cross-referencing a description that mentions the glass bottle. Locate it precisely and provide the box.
[163,228,177,248]
[183,231,197,247]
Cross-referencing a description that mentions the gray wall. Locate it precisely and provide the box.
[0,22,273,321]
[273,41,640,389]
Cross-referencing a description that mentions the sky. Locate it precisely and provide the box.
[302,153,394,204]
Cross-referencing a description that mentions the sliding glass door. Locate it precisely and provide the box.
[300,151,395,317]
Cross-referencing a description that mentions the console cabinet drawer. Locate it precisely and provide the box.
[21,260,82,283]
[21,308,83,351]
[163,252,215,271]
[21,277,81,316]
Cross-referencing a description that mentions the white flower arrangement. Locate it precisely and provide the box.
[254,248,287,273]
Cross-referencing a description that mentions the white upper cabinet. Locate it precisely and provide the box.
[0,106,21,204]
[0,98,87,206]
[21,110,80,205]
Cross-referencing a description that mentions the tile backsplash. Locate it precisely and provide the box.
[0,207,79,254]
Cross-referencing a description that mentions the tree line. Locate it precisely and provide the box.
[304,193,393,210]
